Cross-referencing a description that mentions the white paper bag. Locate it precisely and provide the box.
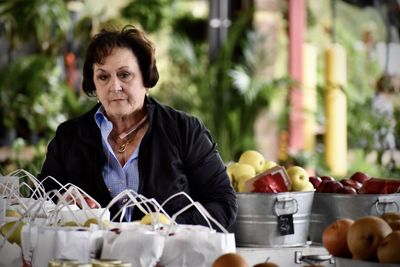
[159,192,236,267]
[0,235,22,267]
[101,227,165,267]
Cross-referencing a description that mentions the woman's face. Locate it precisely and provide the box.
[93,47,148,119]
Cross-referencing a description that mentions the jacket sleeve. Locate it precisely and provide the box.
[177,116,238,230]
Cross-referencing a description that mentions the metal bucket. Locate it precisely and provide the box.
[231,191,314,247]
[309,193,400,244]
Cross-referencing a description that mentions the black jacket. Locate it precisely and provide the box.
[38,97,237,229]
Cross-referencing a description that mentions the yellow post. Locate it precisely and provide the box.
[303,43,318,152]
[324,43,347,176]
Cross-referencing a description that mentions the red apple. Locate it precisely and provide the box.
[320,175,335,181]
[377,231,400,264]
[349,171,370,184]
[335,186,357,194]
[347,216,392,261]
[316,180,343,193]
[340,179,362,191]
[309,176,322,189]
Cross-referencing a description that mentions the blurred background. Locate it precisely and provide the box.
[0,0,399,179]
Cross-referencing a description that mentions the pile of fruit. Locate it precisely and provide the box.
[322,213,400,264]
[309,171,400,194]
[212,252,279,267]
[226,150,313,193]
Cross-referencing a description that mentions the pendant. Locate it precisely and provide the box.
[117,143,128,153]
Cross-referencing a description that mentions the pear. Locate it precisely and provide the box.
[0,221,26,245]
[238,150,265,173]
[140,212,171,225]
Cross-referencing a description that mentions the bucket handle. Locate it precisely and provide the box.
[273,196,298,216]
[375,196,400,215]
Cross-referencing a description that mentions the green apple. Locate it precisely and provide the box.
[238,150,265,173]
[140,212,171,225]
[0,221,26,245]
[261,161,278,172]
[286,166,309,191]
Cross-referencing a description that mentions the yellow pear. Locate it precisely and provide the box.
[83,218,99,227]
[6,209,21,218]
[0,221,26,245]
[140,212,171,225]
[230,163,256,184]
[261,161,278,172]
[238,150,265,173]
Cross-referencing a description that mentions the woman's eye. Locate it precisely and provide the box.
[98,74,109,81]
[118,72,132,81]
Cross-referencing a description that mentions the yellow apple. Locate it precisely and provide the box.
[140,212,171,225]
[286,166,309,191]
[62,221,79,227]
[238,150,265,173]
[262,161,278,172]
[230,163,256,183]
[0,221,26,245]
[236,174,256,193]
[227,162,240,183]
[298,181,314,192]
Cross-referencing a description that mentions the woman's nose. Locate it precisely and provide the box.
[110,76,122,92]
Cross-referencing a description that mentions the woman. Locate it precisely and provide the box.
[38,25,237,228]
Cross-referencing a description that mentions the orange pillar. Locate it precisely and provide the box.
[288,0,306,152]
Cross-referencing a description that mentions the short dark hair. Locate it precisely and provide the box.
[82,25,159,96]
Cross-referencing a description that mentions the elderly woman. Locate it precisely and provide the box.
[38,25,237,228]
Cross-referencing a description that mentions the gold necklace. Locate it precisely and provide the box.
[114,114,148,154]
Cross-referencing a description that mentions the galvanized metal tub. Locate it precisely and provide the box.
[309,192,400,244]
[231,191,315,247]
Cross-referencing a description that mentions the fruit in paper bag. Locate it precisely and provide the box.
[322,218,354,258]
[377,231,400,264]
[212,253,248,267]
[62,221,79,227]
[238,150,265,174]
[140,212,171,225]
[83,218,99,227]
[0,221,26,245]
[347,216,392,261]
[5,209,21,218]
[286,166,309,191]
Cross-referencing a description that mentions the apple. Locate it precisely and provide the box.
[335,186,357,194]
[237,174,257,193]
[347,216,392,261]
[316,180,343,193]
[226,162,240,183]
[62,221,79,227]
[253,262,279,267]
[0,221,26,245]
[212,253,248,267]
[261,161,278,172]
[388,220,400,231]
[309,176,322,189]
[140,212,171,225]
[381,212,400,224]
[340,179,362,191]
[350,171,370,184]
[377,231,400,264]
[83,218,99,227]
[298,181,315,192]
[320,176,335,181]
[230,163,256,183]
[286,166,309,191]
[322,218,354,258]
[238,150,265,174]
